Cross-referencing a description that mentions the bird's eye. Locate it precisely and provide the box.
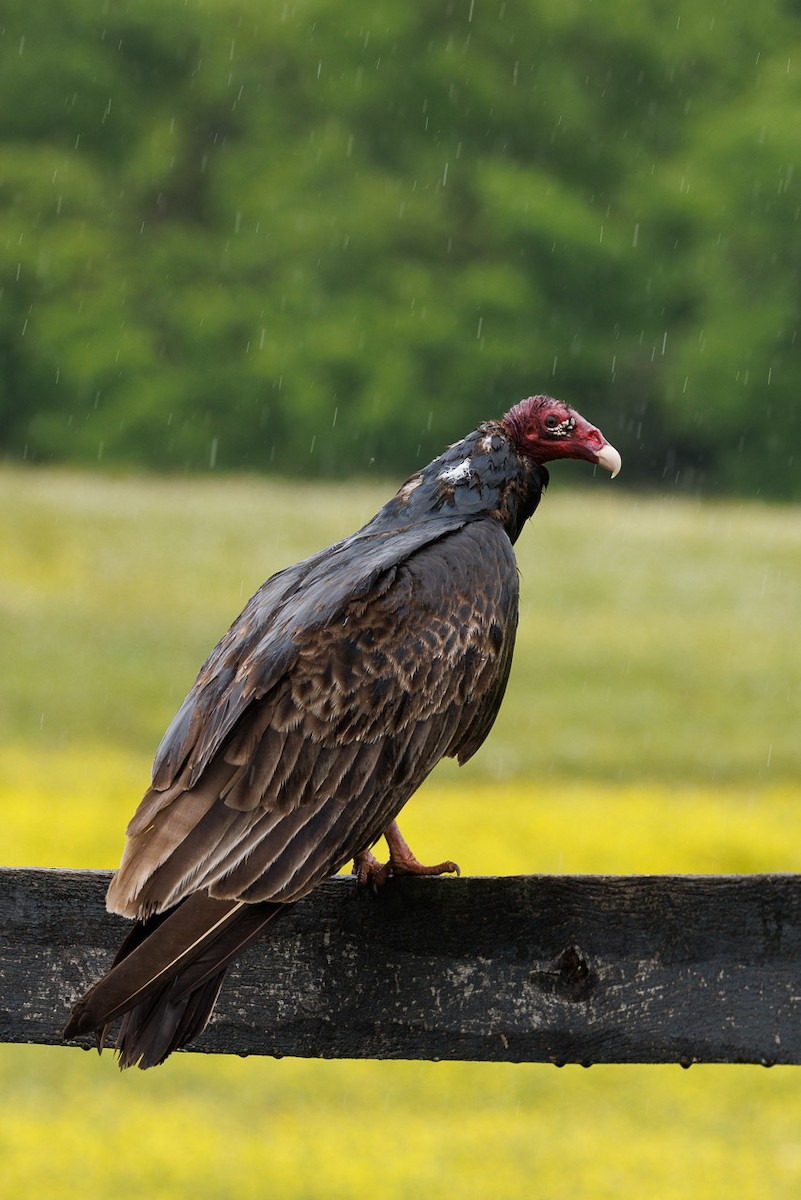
[544,415,558,429]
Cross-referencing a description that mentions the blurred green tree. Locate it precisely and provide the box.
[0,0,798,493]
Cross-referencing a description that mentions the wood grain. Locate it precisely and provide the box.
[3,866,801,1064]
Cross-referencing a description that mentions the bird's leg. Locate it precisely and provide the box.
[384,821,460,877]
[353,821,460,890]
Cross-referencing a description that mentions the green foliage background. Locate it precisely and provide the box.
[1,0,800,493]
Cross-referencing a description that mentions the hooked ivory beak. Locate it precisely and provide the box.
[595,442,622,479]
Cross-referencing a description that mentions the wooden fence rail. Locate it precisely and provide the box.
[2,866,801,1065]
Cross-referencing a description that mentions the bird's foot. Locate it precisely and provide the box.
[353,821,460,892]
[353,847,392,891]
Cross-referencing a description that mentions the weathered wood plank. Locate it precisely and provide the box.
[2,865,801,1065]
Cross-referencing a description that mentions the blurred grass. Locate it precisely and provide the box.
[4,744,801,877]
[1,464,800,1198]
[4,1049,801,1200]
[1,464,798,783]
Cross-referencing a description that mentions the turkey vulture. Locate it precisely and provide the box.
[63,394,621,1067]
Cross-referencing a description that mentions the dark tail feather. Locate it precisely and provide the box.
[114,970,229,1069]
[63,892,287,1069]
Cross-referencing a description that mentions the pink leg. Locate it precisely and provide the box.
[353,820,460,889]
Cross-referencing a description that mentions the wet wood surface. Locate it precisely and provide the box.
[3,865,801,1064]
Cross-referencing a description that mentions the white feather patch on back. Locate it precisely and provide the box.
[438,457,472,484]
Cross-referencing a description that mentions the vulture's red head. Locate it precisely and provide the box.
[503,395,621,477]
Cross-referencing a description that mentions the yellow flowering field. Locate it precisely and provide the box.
[3,754,801,1199]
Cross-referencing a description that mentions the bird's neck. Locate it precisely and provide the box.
[376,421,548,544]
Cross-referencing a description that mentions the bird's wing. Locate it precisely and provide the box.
[150,514,470,792]
[107,517,519,919]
